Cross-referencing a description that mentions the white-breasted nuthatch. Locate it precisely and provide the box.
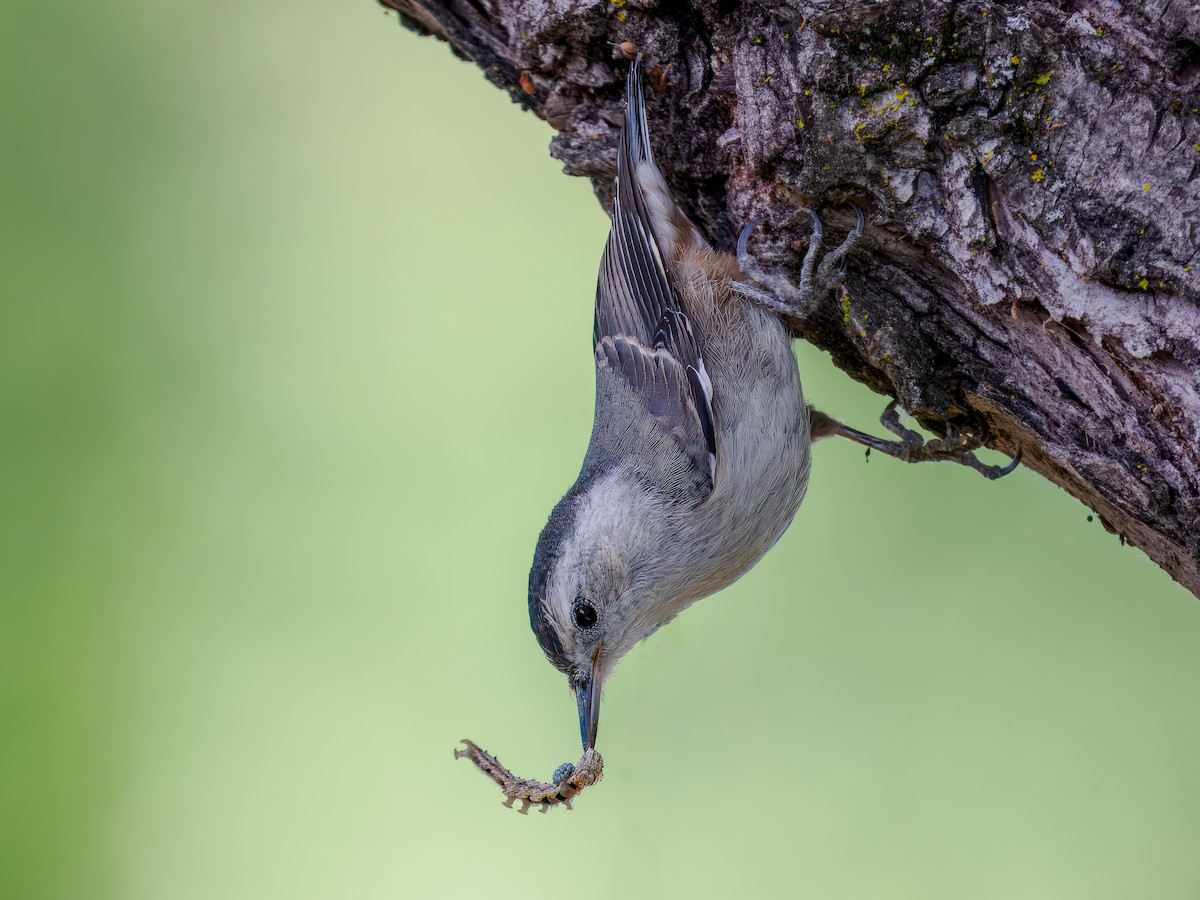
[529,57,1018,751]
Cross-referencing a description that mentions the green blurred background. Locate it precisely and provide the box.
[3,3,1199,899]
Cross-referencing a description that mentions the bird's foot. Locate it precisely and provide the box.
[810,401,1021,481]
[732,206,864,317]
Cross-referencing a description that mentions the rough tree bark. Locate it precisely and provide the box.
[381,0,1200,598]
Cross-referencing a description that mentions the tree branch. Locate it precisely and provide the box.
[380,0,1200,597]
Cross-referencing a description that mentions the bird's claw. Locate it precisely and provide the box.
[733,205,864,318]
[870,401,1021,480]
[818,401,1021,481]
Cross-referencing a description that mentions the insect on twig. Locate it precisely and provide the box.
[454,739,604,814]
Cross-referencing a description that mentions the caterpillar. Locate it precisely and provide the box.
[454,739,603,814]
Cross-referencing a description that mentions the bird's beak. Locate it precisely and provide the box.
[575,659,602,751]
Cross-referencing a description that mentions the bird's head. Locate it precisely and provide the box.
[528,475,677,751]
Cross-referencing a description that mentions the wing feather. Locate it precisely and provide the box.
[591,59,716,484]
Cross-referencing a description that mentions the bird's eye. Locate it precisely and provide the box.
[572,597,598,629]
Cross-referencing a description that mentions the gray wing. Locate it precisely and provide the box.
[589,59,716,495]
[589,336,713,498]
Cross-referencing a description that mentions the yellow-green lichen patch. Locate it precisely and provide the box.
[849,84,924,149]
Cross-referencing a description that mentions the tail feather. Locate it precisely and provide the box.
[619,57,703,262]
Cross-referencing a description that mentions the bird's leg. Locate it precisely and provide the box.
[809,402,1022,481]
[733,206,864,317]
[736,209,1018,480]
